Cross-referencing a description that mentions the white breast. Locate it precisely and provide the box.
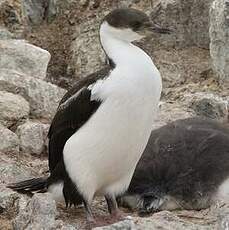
[63,32,162,202]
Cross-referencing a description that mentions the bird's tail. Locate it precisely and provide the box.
[7,177,48,193]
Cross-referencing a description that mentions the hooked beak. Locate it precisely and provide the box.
[143,22,172,34]
[151,23,172,34]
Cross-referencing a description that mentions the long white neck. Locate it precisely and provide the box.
[98,21,162,105]
[99,22,154,69]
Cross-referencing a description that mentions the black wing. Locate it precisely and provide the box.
[58,66,111,105]
[48,67,111,172]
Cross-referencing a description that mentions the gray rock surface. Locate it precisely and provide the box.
[0,91,30,128]
[134,211,212,230]
[13,193,57,230]
[153,48,211,89]
[46,0,57,22]
[187,92,228,121]
[0,0,27,37]
[93,210,215,230]
[0,39,51,80]
[154,101,194,129]
[93,219,136,230]
[52,221,77,230]
[217,204,229,230]
[0,186,20,214]
[0,152,43,184]
[151,0,213,49]
[0,0,57,37]
[0,26,14,39]
[16,121,49,155]
[12,193,76,230]
[0,69,66,119]
[0,124,19,154]
[22,0,60,25]
[210,0,229,82]
[22,0,47,25]
[68,16,106,78]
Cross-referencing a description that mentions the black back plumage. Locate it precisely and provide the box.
[48,88,100,172]
[48,66,111,172]
[127,117,229,209]
[46,67,111,206]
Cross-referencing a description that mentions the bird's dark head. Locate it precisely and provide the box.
[101,8,171,42]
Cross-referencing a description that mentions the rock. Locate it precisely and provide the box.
[0,91,30,128]
[118,0,138,8]
[16,121,49,155]
[68,16,106,78]
[40,122,50,151]
[0,153,32,184]
[16,195,30,213]
[216,203,229,230]
[52,221,77,230]
[210,0,229,82]
[0,0,55,36]
[153,47,211,88]
[0,186,20,214]
[187,92,228,121]
[79,0,89,7]
[13,193,57,230]
[0,39,51,80]
[0,124,19,154]
[0,26,14,39]
[93,219,136,230]
[12,193,76,230]
[134,211,211,230]
[46,0,58,22]
[0,69,66,120]
[22,0,48,25]
[22,0,61,25]
[151,0,213,49]
[153,101,194,129]
[0,0,27,37]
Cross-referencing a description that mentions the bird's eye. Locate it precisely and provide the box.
[132,21,142,31]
